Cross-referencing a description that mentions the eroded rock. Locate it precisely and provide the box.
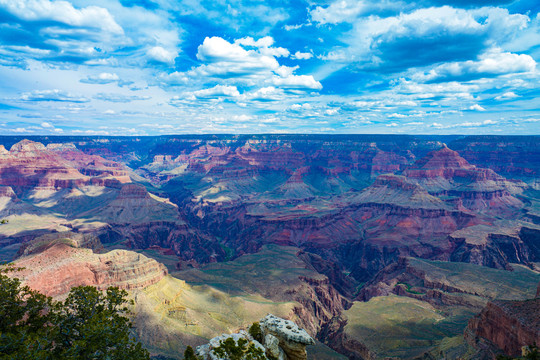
[260,314,315,360]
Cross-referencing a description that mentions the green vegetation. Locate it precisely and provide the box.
[212,337,266,360]
[183,345,200,360]
[396,282,425,295]
[248,322,263,343]
[343,295,473,359]
[0,265,149,360]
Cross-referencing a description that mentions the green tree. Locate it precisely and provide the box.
[54,286,149,360]
[212,337,267,360]
[183,345,200,360]
[0,265,149,360]
[0,267,57,359]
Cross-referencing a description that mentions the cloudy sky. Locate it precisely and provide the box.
[0,0,539,135]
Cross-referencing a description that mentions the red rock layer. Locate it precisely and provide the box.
[0,140,130,195]
[13,243,168,297]
[467,298,540,357]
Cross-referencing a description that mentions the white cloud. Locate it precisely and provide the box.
[417,49,536,82]
[244,86,285,101]
[0,0,123,34]
[468,104,486,111]
[194,37,280,79]
[80,72,120,84]
[147,46,178,65]
[292,51,313,60]
[235,36,274,48]
[495,91,519,100]
[20,89,89,103]
[40,121,53,128]
[192,85,240,98]
[310,0,365,25]
[271,75,322,90]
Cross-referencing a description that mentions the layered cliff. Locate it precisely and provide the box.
[13,242,167,297]
[0,140,129,195]
[467,297,540,357]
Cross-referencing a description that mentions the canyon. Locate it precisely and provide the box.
[0,135,538,359]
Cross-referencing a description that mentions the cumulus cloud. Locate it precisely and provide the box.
[323,5,531,72]
[195,36,280,78]
[147,46,178,64]
[21,89,89,103]
[0,0,123,34]
[292,51,313,60]
[468,104,486,111]
[416,49,536,82]
[164,36,321,94]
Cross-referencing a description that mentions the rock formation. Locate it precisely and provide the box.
[195,314,314,360]
[12,241,167,297]
[467,295,540,357]
[259,314,315,360]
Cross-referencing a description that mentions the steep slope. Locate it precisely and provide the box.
[467,295,540,357]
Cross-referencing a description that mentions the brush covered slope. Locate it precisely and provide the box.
[0,135,538,359]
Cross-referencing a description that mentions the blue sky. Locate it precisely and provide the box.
[0,0,539,135]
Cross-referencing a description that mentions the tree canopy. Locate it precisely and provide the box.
[0,265,149,360]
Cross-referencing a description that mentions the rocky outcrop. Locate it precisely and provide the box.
[449,224,540,270]
[195,315,314,360]
[13,242,167,297]
[467,297,540,357]
[260,314,315,360]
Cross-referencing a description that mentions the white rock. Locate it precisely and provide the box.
[260,314,315,345]
[264,333,286,360]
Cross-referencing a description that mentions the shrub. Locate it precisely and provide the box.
[249,322,263,343]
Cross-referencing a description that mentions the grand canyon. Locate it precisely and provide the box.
[0,135,538,359]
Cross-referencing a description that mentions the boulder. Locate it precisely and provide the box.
[260,314,315,360]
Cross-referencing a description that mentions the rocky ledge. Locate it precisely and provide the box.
[196,314,315,360]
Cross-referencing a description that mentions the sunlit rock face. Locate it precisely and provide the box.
[12,241,168,297]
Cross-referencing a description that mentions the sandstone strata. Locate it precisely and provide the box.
[13,242,167,297]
